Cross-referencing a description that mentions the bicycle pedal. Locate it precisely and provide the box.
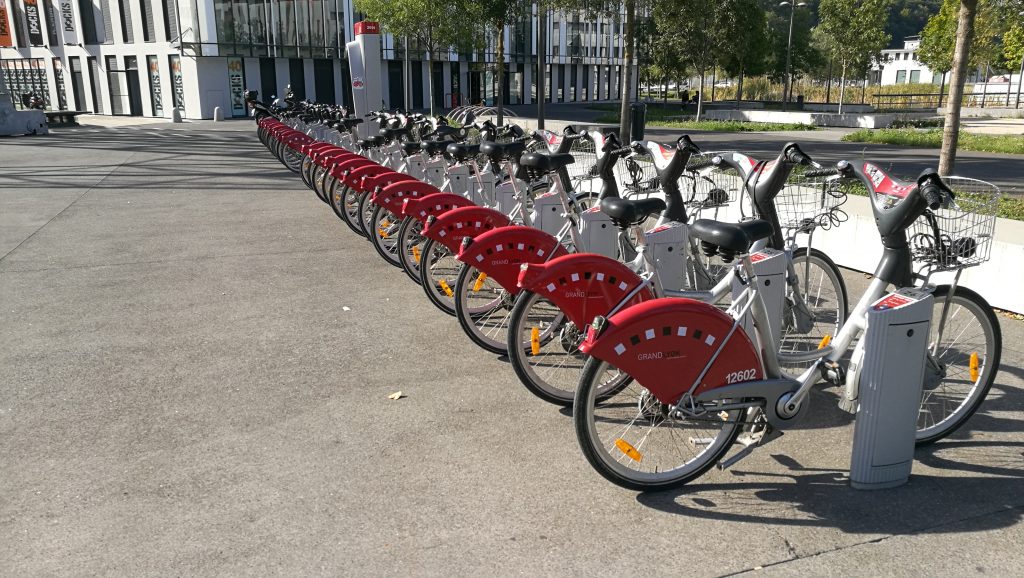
[718,428,783,471]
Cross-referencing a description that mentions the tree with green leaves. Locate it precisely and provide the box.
[654,0,721,120]
[470,0,531,124]
[354,0,463,115]
[817,0,893,113]
[717,0,770,102]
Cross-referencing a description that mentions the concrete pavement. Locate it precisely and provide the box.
[1,121,1022,575]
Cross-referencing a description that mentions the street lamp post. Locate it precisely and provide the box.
[779,0,806,111]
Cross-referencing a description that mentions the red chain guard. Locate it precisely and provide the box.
[371,181,442,215]
[580,298,764,404]
[420,206,510,253]
[517,253,654,330]
[345,164,391,191]
[455,226,568,293]
[400,192,474,220]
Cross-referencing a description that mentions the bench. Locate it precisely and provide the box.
[44,110,90,127]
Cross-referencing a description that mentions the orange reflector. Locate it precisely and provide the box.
[439,279,454,297]
[530,327,540,355]
[615,439,642,462]
[818,334,832,349]
[378,228,390,239]
[472,272,488,292]
[970,352,979,382]
[412,246,421,263]
[381,219,391,228]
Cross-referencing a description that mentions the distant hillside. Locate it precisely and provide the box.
[886,0,942,47]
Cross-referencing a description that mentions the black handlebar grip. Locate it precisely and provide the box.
[920,183,944,210]
[677,135,701,153]
[688,160,715,171]
[804,168,840,178]
[609,146,633,156]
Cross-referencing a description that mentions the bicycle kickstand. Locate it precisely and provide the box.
[717,427,784,471]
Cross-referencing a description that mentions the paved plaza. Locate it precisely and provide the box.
[1,121,1022,575]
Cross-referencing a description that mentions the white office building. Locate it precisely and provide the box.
[0,0,635,119]
[870,36,986,86]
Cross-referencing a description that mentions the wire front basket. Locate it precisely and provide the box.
[776,170,851,232]
[680,152,742,210]
[618,154,660,198]
[909,176,999,271]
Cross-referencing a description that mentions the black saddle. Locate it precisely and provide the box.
[434,125,459,137]
[402,142,422,156]
[519,152,574,173]
[600,197,666,226]
[341,118,363,129]
[379,127,410,141]
[480,141,527,163]
[446,143,481,162]
[420,139,449,157]
[690,219,774,254]
[359,136,386,149]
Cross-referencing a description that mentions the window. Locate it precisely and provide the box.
[99,0,114,44]
[79,0,101,43]
[43,0,60,45]
[551,20,560,56]
[909,70,920,84]
[118,0,134,43]
[140,0,156,42]
[895,70,907,84]
[162,0,179,41]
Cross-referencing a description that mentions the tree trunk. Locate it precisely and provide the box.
[826,58,833,104]
[838,62,847,115]
[938,72,946,108]
[537,6,546,129]
[617,0,636,141]
[696,71,705,121]
[427,57,436,117]
[940,0,979,175]
[737,69,745,103]
[496,22,505,125]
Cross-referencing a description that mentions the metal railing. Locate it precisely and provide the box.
[874,88,1023,111]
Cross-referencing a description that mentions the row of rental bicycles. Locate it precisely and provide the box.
[253,101,1003,491]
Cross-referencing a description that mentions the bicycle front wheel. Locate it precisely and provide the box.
[778,248,848,371]
[917,285,1001,445]
[369,205,403,267]
[397,216,425,284]
[454,265,516,354]
[573,357,745,491]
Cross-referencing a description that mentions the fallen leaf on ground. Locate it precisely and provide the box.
[388,391,405,400]
[342,306,351,312]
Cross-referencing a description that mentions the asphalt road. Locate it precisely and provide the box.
[1,121,1022,575]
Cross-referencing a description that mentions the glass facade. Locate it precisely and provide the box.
[202,0,343,57]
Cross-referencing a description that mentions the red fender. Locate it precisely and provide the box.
[456,226,569,293]
[344,164,391,191]
[401,192,474,220]
[284,133,314,151]
[580,298,764,404]
[517,254,654,330]
[330,157,376,179]
[372,180,441,215]
[303,142,335,157]
[316,148,358,168]
[420,206,511,253]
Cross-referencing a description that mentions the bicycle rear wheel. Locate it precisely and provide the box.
[369,205,403,267]
[916,285,1001,445]
[573,357,745,491]
[397,217,425,284]
[453,265,516,354]
[338,185,367,236]
[418,238,461,316]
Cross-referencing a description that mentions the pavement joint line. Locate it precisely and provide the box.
[0,152,138,264]
[0,246,347,274]
[726,503,1024,575]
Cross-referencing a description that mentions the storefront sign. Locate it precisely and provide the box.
[147,55,163,116]
[23,0,45,46]
[227,56,245,117]
[58,0,75,44]
[0,0,14,47]
[169,54,184,109]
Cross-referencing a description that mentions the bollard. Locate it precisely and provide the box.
[849,288,933,490]
[171,108,183,123]
[213,107,224,121]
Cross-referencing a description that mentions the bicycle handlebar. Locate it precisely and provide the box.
[804,168,840,178]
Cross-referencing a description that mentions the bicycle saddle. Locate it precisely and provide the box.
[420,139,449,156]
[446,143,481,162]
[341,118,363,128]
[379,127,410,141]
[402,142,422,156]
[359,136,386,149]
[690,219,774,254]
[519,152,575,173]
[479,140,527,162]
[600,197,666,226]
